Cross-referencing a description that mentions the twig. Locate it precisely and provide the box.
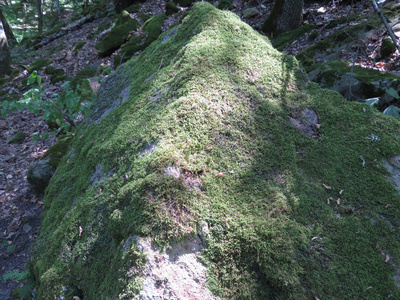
[158,57,164,71]
[50,100,77,128]
[371,0,400,53]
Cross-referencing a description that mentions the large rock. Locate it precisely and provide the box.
[30,3,400,299]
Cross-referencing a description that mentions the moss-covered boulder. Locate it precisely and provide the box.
[27,58,53,73]
[30,3,400,299]
[114,14,166,68]
[95,13,140,57]
[27,136,73,193]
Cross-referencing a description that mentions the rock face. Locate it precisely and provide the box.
[30,3,400,299]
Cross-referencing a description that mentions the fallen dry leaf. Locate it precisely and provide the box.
[214,172,224,177]
[323,183,332,190]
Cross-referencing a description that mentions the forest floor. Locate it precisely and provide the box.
[0,0,396,298]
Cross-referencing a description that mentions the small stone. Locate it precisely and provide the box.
[243,8,259,19]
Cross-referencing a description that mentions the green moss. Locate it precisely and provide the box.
[325,13,361,30]
[175,0,195,7]
[138,13,151,22]
[74,41,86,55]
[142,14,166,47]
[272,24,316,51]
[114,36,144,68]
[70,66,99,90]
[51,75,69,84]
[309,29,318,41]
[381,37,397,58]
[27,58,53,73]
[8,131,25,144]
[43,135,74,168]
[95,16,140,57]
[30,3,400,299]
[45,66,57,75]
[217,0,233,9]
[95,20,112,35]
[0,77,10,87]
[126,3,141,13]
[166,2,179,16]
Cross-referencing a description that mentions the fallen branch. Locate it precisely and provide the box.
[50,100,77,129]
[371,0,400,53]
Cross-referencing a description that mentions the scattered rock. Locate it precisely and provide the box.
[242,7,259,19]
[289,108,320,138]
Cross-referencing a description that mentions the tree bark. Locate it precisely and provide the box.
[262,0,304,37]
[0,14,11,76]
[37,0,43,32]
[0,6,16,45]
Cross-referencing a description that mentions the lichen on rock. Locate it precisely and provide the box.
[30,2,400,299]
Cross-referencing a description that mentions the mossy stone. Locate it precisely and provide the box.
[74,41,86,55]
[70,66,99,90]
[309,30,318,41]
[27,58,53,73]
[51,75,68,84]
[166,2,179,16]
[95,20,112,35]
[8,131,25,144]
[381,37,397,58]
[42,135,73,168]
[114,36,144,68]
[95,16,141,57]
[138,13,151,22]
[126,3,141,13]
[30,2,400,299]
[142,14,166,47]
[114,14,165,68]
[27,156,55,193]
[272,24,316,51]
[45,66,57,75]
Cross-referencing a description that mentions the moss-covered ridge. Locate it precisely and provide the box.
[30,2,400,299]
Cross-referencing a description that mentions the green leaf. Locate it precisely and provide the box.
[6,244,14,252]
[37,75,42,85]
[1,100,9,109]
[0,240,7,247]
[32,134,40,142]
[385,88,399,99]
[1,109,7,118]
[3,269,29,282]
[383,105,400,117]
[364,98,379,107]
[364,97,379,106]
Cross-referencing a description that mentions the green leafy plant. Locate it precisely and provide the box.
[364,87,400,118]
[1,71,93,141]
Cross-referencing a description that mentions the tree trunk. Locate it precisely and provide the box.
[262,0,304,37]
[0,14,11,76]
[37,0,43,32]
[0,6,16,45]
